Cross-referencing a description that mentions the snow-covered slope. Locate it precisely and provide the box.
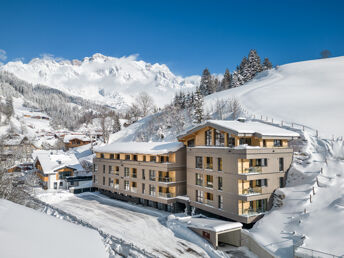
[1,53,200,108]
[0,199,107,258]
[205,56,344,138]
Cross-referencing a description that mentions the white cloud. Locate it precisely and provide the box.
[0,49,7,61]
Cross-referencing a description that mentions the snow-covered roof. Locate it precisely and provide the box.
[33,150,83,174]
[178,120,300,139]
[183,217,242,233]
[94,141,184,155]
[63,134,91,143]
[0,199,107,258]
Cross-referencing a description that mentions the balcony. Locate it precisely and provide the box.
[158,192,175,198]
[206,181,213,188]
[241,208,266,217]
[114,184,119,189]
[158,177,174,183]
[131,187,137,193]
[204,199,214,206]
[240,187,262,196]
[243,167,262,174]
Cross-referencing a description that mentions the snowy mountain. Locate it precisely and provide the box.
[1,53,200,108]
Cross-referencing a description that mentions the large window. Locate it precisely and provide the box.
[250,158,268,167]
[149,185,156,196]
[274,139,283,147]
[228,136,235,147]
[132,168,137,178]
[254,179,268,187]
[195,156,203,169]
[110,154,114,159]
[124,180,129,190]
[206,175,213,188]
[196,173,203,186]
[125,154,130,160]
[218,158,222,171]
[149,170,156,181]
[187,139,195,147]
[124,167,129,177]
[206,157,213,170]
[251,199,267,212]
[218,177,223,190]
[215,130,225,146]
[239,138,252,145]
[196,190,204,203]
[205,129,212,146]
[279,157,284,171]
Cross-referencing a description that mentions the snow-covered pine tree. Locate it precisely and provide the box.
[112,113,121,133]
[193,87,204,124]
[238,56,250,83]
[230,71,244,88]
[199,68,213,96]
[220,68,231,90]
[262,57,273,70]
[247,49,263,78]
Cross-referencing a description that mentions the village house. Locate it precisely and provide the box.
[93,142,186,212]
[177,119,299,224]
[63,134,91,150]
[33,150,92,190]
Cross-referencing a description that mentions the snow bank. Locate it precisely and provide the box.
[0,199,107,258]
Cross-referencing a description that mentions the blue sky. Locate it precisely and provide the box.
[0,0,343,76]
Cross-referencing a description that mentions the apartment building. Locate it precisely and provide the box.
[177,119,299,224]
[93,142,186,212]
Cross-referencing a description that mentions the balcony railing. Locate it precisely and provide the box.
[241,208,266,217]
[206,182,213,188]
[158,192,175,198]
[240,187,262,195]
[243,167,263,174]
[204,199,214,206]
[158,177,174,182]
[131,187,137,193]
[114,184,119,189]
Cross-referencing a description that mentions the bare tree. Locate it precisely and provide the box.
[100,116,112,143]
[136,92,155,117]
[320,50,331,59]
[229,98,242,120]
[215,99,226,119]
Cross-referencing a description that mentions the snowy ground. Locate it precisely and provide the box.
[34,190,255,258]
[0,199,107,258]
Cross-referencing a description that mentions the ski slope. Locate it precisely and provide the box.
[205,56,344,138]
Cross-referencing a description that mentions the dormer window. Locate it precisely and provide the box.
[215,130,224,146]
[274,140,282,147]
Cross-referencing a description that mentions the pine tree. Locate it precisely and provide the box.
[230,71,244,88]
[262,57,273,70]
[112,113,121,133]
[247,49,263,78]
[193,87,204,124]
[199,68,213,96]
[220,68,231,90]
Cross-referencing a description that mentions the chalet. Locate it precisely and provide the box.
[63,134,91,150]
[33,150,91,190]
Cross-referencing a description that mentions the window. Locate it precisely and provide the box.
[274,139,282,147]
[54,182,57,189]
[228,136,235,147]
[110,154,114,159]
[93,175,96,183]
[133,155,137,161]
[103,164,105,173]
[124,180,129,190]
[196,173,203,186]
[125,154,130,160]
[149,185,156,196]
[93,164,98,173]
[215,130,225,146]
[115,154,120,159]
[255,179,268,187]
[251,158,268,167]
[254,199,267,212]
[143,155,146,162]
[195,156,203,169]
[206,192,213,201]
[218,158,222,171]
[115,166,119,175]
[206,175,213,188]
[279,158,284,171]
[124,167,129,177]
[279,177,284,187]
[239,138,252,145]
[108,178,113,187]
[196,190,204,203]
[218,195,223,209]
[263,140,267,147]
[100,153,104,159]
[132,168,137,178]
[187,139,195,147]
[218,177,223,190]
[206,157,213,169]
[205,129,212,146]
[142,169,146,180]
[103,177,105,185]
[150,156,156,162]
[149,170,156,181]
[108,165,112,174]
[142,183,145,194]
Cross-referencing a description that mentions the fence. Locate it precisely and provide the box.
[294,246,342,258]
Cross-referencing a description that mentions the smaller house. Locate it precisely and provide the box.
[63,134,91,150]
[33,150,91,190]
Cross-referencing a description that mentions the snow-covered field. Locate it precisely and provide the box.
[35,190,226,257]
[0,199,107,258]
[205,56,344,139]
